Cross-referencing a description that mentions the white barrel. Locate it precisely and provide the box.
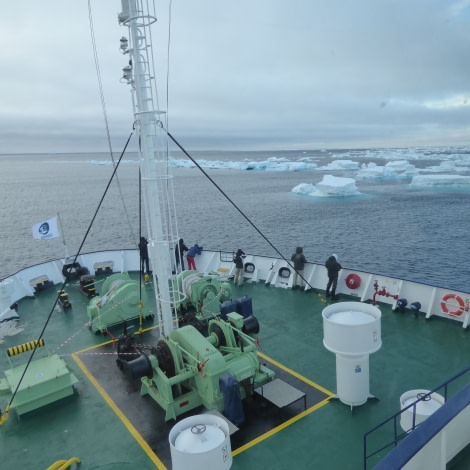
[169,414,232,470]
[400,389,445,432]
[323,302,382,407]
[336,354,371,406]
[323,302,381,355]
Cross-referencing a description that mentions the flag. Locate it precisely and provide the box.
[32,217,60,240]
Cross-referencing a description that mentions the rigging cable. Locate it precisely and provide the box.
[166,131,314,291]
[0,136,133,425]
[88,0,138,247]
[158,3,296,274]
[166,131,296,266]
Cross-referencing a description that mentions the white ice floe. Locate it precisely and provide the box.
[86,147,470,182]
[410,174,470,188]
[169,156,318,171]
[292,175,360,197]
[319,160,360,171]
[422,161,459,173]
[356,161,418,180]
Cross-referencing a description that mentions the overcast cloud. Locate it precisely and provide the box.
[1,0,469,154]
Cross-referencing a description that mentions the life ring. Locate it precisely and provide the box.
[244,262,255,274]
[345,273,361,289]
[278,267,291,278]
[62,262,82,281]
[440,293,465,316]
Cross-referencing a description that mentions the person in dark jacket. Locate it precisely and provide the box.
[138,236,150,274]
[175,238,189,271]
[291,247,307,290]
[325,253,342,299]
[233,249,246,286]
[186,243,203,271]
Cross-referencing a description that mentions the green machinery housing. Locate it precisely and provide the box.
[116,270,275,421]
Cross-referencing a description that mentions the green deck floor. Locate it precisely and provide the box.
[0,274,469,469]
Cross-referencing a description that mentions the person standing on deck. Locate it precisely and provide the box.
[186,243,203,270]
[175,238,189,271]
[233,249,246,286]
[325,253,342,300]
[291,246,307,290]
[138,237,150,274]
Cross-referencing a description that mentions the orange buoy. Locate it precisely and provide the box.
[440,293,465,316]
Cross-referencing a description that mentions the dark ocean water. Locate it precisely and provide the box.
[1,148,469,292]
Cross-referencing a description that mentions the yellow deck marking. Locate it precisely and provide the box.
[257,351,335,397]
[72,334,334,468]
[229,351,335,456]
[72,352,167,470]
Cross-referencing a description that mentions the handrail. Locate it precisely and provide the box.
[363,366,470,470]
[46,457,81,470]
[218,250,234,263]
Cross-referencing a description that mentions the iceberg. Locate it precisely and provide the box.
[320,159,360,171]
[292,175,360,197]
[356,160,418,180]
[423,161,458,173]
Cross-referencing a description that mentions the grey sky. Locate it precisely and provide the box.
[2,0,469,154]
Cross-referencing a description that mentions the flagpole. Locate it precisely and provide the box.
[57,212,70,259]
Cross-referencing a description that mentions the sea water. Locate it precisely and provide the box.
[0,148,469,292]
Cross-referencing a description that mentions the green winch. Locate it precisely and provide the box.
[87,272,153,333]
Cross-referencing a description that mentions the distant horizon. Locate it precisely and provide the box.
[1,142,469,157]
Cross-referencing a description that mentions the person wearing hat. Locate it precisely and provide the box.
[138,236,150,275]
[233,249,246,286]
[175,238,189,271]
[325,253,342,300]
[291,246,307,290]
[186,243,203,270]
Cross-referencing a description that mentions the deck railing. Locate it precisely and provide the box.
[363,366,470,470]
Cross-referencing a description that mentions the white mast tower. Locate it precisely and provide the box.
[119,0,179,337]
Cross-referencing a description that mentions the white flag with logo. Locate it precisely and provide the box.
[32,217,60,240]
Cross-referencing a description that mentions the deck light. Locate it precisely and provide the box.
[122,65,132,82]
[120,37,129,53]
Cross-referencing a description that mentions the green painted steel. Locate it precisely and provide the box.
[87,272,153,333]
[1,271,470,469]
[0,355,78,415]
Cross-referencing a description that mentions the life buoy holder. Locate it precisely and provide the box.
[244,262,255,274]
[440,294,465,317]
[278,267,291,278]
[345,273,361,289]
[62,262,82,281]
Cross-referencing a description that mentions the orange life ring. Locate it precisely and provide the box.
[345,273,361,289]
[440,294,465,316]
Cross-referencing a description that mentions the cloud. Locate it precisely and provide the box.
[1,0,470,154]
[449,0,470,17]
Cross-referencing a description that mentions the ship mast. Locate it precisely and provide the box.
[119,0,179,337]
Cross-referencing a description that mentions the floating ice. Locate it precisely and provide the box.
[356,160,418,180]
[422,161,458,173]
[292,175,360,197]
[410,174,470,188]
[85,147,470,190]
[319,160,360,171]
[169,156,318,171]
